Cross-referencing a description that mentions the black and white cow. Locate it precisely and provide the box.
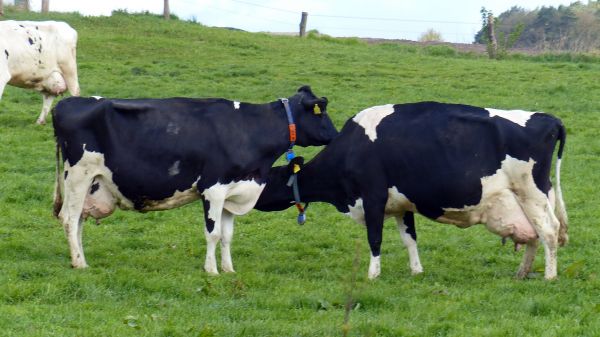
[0,20,80,124]
[52,86,338,273]
[256,102,568,280]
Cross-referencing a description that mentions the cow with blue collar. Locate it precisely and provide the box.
[256,102,568,280]
[52,86,338,273]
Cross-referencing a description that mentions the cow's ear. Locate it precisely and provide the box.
[288,156,305,174]
[302,97,328,113]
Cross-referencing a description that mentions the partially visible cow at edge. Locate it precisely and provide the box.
[0,20,80,124]
[256,102,568,280]
[52,86,338,273]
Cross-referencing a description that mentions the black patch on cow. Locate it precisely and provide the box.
[28,37,34,45]
[403,212,417,241]
[38,45,43,53]
[39,60,42,64]
[64,171,68,180]
[36,26,39,30]
[90,182,100,194]
[4,50,8,59]
[202,198,215,233]
[19,25,25,28]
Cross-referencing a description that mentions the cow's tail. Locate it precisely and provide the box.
[555,122,568,246]
[53,137,63,218]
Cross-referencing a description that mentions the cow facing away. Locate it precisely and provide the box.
[52,86,338,272]
[0,20,80,124]
[256,102,568,280]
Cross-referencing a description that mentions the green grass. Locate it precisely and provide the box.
[1,10,600,337]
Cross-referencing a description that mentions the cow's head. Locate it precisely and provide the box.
[255,156,306,212]
[287,86,338,147]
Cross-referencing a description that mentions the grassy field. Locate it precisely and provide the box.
[1,9,600,337]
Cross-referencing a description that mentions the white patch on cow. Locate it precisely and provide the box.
[385,186,417,214]
[397,220,423,275]
[439,156,537,241]
[352,104,395,141]
[168,160,180,176]
[233,101,240,109]
[346,187,417,225]
[166,122,180,135]
[203,180,266,218]
[92,96,103,100]
[486,108,537,127]
[62,149,134,216]
[202,179,266,275]
[345,198,365,224]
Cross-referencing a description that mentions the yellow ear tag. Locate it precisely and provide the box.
[313,104,322,115]
[293,164,301,173]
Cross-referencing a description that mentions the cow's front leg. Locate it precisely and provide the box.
[364,198,386,280]
[396,212,423,275]
[220,209,236,273]
[37,93,55,125]
[202,196,224,275]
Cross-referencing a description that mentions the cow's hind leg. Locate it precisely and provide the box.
[518,196,559,280]
[220,209,236,273]
[202,195,225,275]
[395,212,423,275]
[516,240,538,279]
[59,171,93,268]
[0,68,9,103]
[37,93,55,125]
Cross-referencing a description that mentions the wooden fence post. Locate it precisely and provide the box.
[487,13,498,59]
[299,12,308,37]
[163,0,170,20]
[42,0,49,13]
[23,0,30,12]
[0,0,4,16]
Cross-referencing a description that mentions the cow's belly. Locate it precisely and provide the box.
[140,184,201,211]
[8,68,66,93]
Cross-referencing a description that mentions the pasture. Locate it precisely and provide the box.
[1,10,600,337]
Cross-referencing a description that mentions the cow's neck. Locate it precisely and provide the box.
[249,101,298,159]
[296,150,348,211]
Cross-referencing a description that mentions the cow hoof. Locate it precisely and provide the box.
[411,267,424,275]
[71,262,89,269]
[36,119,46,125]
[222,267,236,273]
[204,266,219,275]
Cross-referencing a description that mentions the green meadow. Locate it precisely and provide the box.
[1,10,600,337]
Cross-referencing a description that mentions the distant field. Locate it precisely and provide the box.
[1,9,600,337]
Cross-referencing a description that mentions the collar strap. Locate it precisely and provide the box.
[287,173,306,225]
[280,98,297,161]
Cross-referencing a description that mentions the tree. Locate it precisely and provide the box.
[163,0,170,20]
[0,0,3,16]
[419,29,443,42]
[42,0,49,13]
